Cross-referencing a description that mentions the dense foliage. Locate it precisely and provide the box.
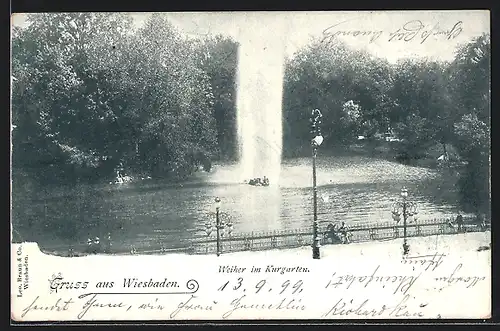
[12,13,238,184]
[282,35,490,215]
[12,13,490,215]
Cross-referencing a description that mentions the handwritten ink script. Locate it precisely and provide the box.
[11,244,490,321]
[20,273,200,319]
[322,19,463,44]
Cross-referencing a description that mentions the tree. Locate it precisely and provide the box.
[454,113,490,215]
[118,14,218,178]
[282,39,394,156]
[193,35,239,160]
[12,13,221,183]
[449,34,491,215]
[389,59,452,159]
[11,13,135,183]
[340,100,362,142]
[450,34,490,123]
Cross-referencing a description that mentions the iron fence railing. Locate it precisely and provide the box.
[189,216,488,254]
[34,216,488,257]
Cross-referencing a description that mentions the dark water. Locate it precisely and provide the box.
[11,155,464,251]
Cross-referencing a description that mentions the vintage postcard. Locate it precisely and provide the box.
[10,10,491,321]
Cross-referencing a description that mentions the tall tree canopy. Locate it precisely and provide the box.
[12,13,239,184]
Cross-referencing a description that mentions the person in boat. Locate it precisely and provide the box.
[249,177,261,186]
[262,176,269,186]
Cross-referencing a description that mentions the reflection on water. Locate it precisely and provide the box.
[12,156,463,250]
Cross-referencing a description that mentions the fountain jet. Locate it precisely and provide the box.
[236,27,285,184]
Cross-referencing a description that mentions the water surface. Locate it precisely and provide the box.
[12,155,462,252]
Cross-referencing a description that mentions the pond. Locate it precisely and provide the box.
[11,155,464,253]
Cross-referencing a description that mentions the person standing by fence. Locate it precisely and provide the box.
[338,222,350,244]
[325,223,337,243]
[477,213,487,231]
[456,214,464,233]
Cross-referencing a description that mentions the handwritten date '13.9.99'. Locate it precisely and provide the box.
[218,278,304,295]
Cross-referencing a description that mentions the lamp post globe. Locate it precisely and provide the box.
[312,135,324,147]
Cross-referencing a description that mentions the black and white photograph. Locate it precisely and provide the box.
[10,10,491,321]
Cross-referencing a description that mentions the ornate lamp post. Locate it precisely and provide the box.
[310,109,324,259]
[215,197,221,256]
[204,197,233,256]
[392,187,418,255]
